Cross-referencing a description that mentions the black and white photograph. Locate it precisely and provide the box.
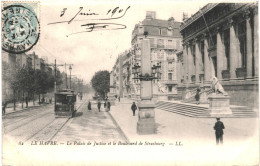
[1,0,259,165]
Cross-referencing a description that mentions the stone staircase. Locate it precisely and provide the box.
[156,101,258,118]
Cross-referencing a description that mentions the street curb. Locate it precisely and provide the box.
[107,111,130,143]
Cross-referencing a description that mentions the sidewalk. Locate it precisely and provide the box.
[109,98,259,165]
[3,95,86,115]
[3,101,49,115]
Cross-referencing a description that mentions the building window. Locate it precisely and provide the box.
[158,39,163,45]
[139,26,144,34]
[167,28,172,36]
[168,62,173,69]
[224,29,230,70]
[159,28,162,35]
[168,86,172,92]
[176,40,180,50]
[168,73,172,80]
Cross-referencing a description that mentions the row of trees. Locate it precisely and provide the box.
[2,61,62,109]
[91,70,110,99]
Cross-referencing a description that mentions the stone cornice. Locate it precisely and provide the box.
[181,3,255,42]
[180,3,219,31]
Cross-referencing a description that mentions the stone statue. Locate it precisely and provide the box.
[211,77,228,96]
[157,82,166,93]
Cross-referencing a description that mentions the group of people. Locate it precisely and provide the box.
[87,100,111,112]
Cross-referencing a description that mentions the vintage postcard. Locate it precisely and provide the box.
[1,0,259,165]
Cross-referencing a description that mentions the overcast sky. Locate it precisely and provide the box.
[27,0,210,84]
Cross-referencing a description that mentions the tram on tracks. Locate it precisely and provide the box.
[54,89,77,118]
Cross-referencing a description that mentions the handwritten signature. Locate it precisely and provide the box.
[48,6,130,37]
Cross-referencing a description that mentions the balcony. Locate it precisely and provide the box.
[150,43,157,48]
[164,80,178,85]
[167,56,175,61]
[165,45,174,49]
[157,44,165,49]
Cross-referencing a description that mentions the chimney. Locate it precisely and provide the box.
[146,11,156,20]
[168,17,175,26]
[182,12,188,22]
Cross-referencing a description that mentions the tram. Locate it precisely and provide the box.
[54,89,77,117]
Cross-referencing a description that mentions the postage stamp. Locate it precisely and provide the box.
[2,2,40,54]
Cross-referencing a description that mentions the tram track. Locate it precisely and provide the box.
[3,105,53,126]
[24,98,88,143]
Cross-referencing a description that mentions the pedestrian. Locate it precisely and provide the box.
[195,88,200,105]
[88,101,91,110]
[97,101,101,112]
[2,101,7,115]
[131,102,137,116]
[107,101,111,111]
[25,97,29,108]
[104,101,107,108]
[214,118,225,145]
[118,96,120,102]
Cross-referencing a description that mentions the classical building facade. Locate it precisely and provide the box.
[178,3,258,107]
[131,11,183,99]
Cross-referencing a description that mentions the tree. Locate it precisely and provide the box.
[91,70,110,99]
[35,69,52,103]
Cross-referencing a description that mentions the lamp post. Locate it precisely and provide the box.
[69,65,72,89]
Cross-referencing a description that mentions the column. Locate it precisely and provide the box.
[254,8,258,78]
[246,12,253,79]
[204,35,211,83]
[137,38,156,134]
[195,38,202,83]
[183,43,188,83]
[217,28,224,80]
[229,19,239,79]
[187,42,192,83]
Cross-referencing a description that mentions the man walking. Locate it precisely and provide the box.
[214,118,225,145]
[131,102,137,116]
[107,101,111,111]
[88,101,91,110]
[97,101,101,112]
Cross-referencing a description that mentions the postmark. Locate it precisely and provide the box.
[2,4,40,54]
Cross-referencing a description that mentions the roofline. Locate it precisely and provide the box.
[180,3,219,31]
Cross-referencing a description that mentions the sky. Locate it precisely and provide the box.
[27,0,210,84]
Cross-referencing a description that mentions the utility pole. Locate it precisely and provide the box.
[54,59,57,93]
[65,63,67,89]
[64,63,73,89]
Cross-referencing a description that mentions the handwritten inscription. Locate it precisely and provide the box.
[48,6,130,37]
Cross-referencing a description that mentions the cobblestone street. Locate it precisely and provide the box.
[53,100,127,142]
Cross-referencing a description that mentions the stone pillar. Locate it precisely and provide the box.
[229,19,239,79]
[204,35,211,84]
[254,9,258,78]
[137,39,156,134]
[183,43,189,84]
[187,43,192,83]
[195,38,202,83]
[246,12,253,79]
[217,28,224,80]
